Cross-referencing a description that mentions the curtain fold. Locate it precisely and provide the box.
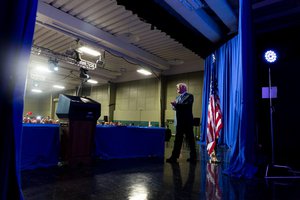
[201,0,257,178]
[0,0,38,199]
[200,55,213,143]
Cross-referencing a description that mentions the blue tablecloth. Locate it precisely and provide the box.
[20,124,165,170]
[21,124,60,170]
[94,126,165,159]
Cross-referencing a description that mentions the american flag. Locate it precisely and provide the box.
[206,163,222,200]
[206,66,223,156]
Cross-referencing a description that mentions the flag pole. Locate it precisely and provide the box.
[207,54,221,164]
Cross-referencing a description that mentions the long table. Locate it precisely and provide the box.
[21,124,60,170]
[20,124,165,170]
[94,126,165,159]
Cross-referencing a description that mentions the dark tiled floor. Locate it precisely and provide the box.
[21,140,300,200]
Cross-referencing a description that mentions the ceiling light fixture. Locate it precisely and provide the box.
[36,66,52,73]
[78,46,101,57]
[31,89,42,93]
[33,81,39,87]
[96,52,105,68]
[137,69,152,76]
[48,58,59,71]
[53,85,65,89]
[87,79,98,84]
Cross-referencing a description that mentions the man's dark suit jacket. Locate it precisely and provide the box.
[174,92,194,128]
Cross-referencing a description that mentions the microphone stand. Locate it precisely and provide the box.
[265,66,299,179]
[269,67,274,165]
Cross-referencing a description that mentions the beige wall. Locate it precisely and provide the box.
[114,78,160,122]
[89,85,109,120]
[23,72,204,125]
[165,71,204,121]
[24,92,52,118]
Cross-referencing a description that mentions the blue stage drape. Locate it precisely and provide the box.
[200,55,212,143]
[0,0,37,199]
[201,0,257,178]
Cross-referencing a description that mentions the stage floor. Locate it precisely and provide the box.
[22,138,300,200]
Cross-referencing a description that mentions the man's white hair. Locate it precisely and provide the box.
[176,83,188,91]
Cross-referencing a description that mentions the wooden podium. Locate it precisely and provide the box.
[56,94,101,166]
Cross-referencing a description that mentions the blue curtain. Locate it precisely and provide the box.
[0,0,37,199]
[200,55,212,143]
[201,0,257,178]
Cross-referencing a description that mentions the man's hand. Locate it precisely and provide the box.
[171,100,176,107]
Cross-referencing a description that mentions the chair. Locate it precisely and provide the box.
[193,118,201,141]
[165,128,172,147]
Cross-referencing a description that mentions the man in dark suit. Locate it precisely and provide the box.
[166,83,197,163]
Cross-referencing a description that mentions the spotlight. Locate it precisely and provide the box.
[80,67,90,79]
[264,50,277,63]
[75,50,82,62]
[96,54,105,67]
[37,48,41,55]
[33,81,39,87]
[48,58,59,71]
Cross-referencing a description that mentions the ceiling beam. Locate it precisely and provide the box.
[204,0,238,34]
[252,0,283,10]
[164,0,222,42]
[37,2,170,71]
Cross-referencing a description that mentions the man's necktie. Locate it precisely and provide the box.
[177,94,185,103]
